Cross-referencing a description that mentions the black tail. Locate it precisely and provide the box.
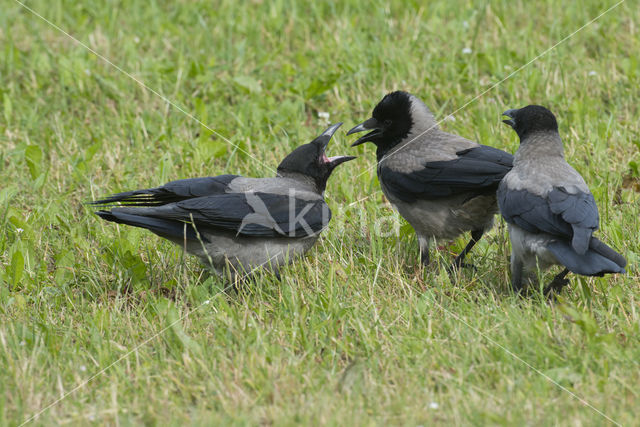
[95,210,204,242]
[589,237,627,269]
[89,188,181,207]
[547,238,626,277]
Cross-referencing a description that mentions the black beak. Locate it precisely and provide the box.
[327,155,357,169]
[502,109,518,128]
[347,117,382,147]
[313,122,344,152]
[313,123,357,168]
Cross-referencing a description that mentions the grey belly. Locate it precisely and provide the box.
[509,225,559,271]
[386,190,499,241]
[168,230,318,276]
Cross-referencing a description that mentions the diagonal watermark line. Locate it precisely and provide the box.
[19,251,284,426]
[12,0,277,175]
[321,237,620,426]
[441,306,621,426]
[354,0,626,179]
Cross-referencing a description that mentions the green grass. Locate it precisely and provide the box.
[1,0,639,424]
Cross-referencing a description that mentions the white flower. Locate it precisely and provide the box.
[462,21,469,28]
[318,111,330,125]
[429,402,439,409]
[84,69,91,76]
[19,341,26,346]
[134,36,140,44]
[16,228,24,233]
[80,365,87,372]
[588,70,598,76]
[203,300,211,305]
[462,47,472,54]
[444,115,456,122]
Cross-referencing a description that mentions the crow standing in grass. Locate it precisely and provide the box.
[348,91,513,270]
[499,105,626,294]
[91,123,355,280]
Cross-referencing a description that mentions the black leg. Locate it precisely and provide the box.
[420,248,430,267]
[418,236,430,267]
[543,268,570,296]
[450,229,484,271]
[510,256,524,294]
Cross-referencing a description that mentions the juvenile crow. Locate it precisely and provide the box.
[499,105,626,294]
[91,123,355,280]
[348,91,513,270]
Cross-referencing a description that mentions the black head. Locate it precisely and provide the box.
[502,105,559,140]
[347,91,414,157]
[277,123,356,192]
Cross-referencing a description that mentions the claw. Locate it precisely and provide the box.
[543,276,570,296]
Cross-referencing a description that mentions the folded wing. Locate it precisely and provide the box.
[497,185,599,254]
[95,191,330,240]
[380,145,513,201]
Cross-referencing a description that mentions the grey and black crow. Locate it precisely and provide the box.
[347,91,513,270]
[91,123,355,280]
[499,105,626,294]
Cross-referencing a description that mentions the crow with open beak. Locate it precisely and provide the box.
[91,123,355,281]
[348,91,513,271]
[499,105,626,294]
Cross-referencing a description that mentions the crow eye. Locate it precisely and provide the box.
[384,119,392,127]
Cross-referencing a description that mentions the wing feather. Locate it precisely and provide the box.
[380,145,513,201]
[498,184,599,254]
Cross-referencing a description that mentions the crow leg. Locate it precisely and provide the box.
[418,235,430,267]
[450,229,484,271]
[543,268,570,296]
[511,254,524,294]
[421,250,430,267]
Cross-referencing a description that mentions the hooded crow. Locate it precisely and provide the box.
[91,123,355,280]
[348,91,513,270]
[499,105,626,294]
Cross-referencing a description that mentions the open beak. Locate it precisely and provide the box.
[327,155,356,168]
[314,122,344,152]
[347,117,382,147]
[502,109,518,128]
[314,123,357,168]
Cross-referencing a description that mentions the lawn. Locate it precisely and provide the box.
[1,0,639,424]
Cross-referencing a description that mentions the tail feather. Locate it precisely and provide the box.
[95,210,206,242]
[89,188,180,207]
[547,239,625,277]
[589,237,627,269]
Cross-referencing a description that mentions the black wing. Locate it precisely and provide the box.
[91,174,239,206]
[498,185,599,254]
[380,145,513,201]
[102,192,330,238]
